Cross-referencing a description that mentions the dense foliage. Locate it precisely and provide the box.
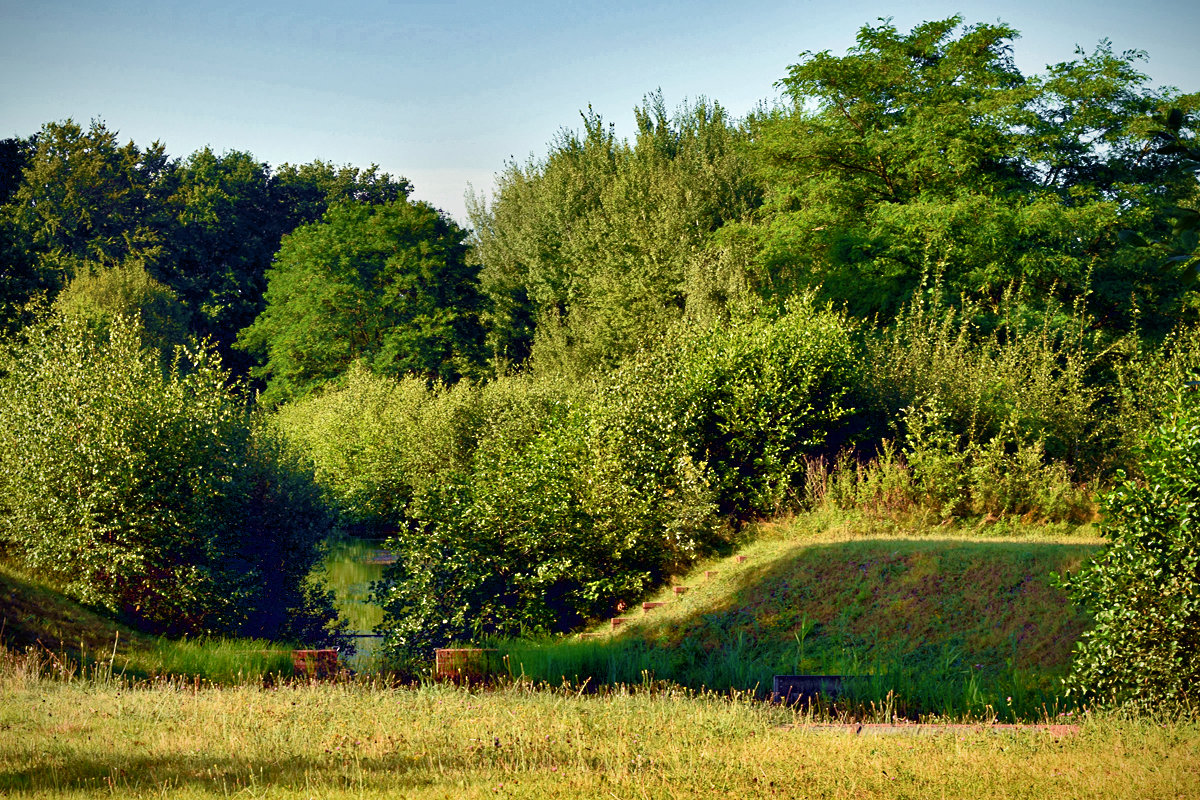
[1,16,1199,701]
[0,120,410,371]
[0,314,340,642]
[271,300,863,664]
[469,95,760,372]
[1062,384,1200,709]
[236,198,484,405]
[749,18,1197,328]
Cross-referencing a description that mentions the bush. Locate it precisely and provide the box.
[0,314,341,641]
[867,289,1109,472]
[51,259,189,360]
[1061,381,1200,709]
[674,298,865,518]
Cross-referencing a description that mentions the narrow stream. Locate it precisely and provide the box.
[320,536,394,670]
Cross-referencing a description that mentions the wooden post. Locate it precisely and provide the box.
[292,649,339,679]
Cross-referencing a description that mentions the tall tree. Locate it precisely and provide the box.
[0,135,42,332]
[270,160,411,234]
[749,17,1196,326]
[169,154,413,373]
[8,119,177,284]
[470,96,760,374]
[236,198,484,405]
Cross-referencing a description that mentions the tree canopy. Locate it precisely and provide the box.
[745,17,1197,325]
[469,95,760,374]
[236,198,484,405]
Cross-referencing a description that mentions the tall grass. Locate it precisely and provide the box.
[491,635,1072,723]
[130,637,295,683]
[3,653,1196,799]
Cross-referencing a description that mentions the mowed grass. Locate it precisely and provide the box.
[2,651,1197,800]
[498,517,1103,720]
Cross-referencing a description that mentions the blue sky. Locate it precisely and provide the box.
[2,0,1197,224]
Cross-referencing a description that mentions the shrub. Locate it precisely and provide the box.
[867,289,1109,473]
[673,298,866,518]
[1061,381,1200,709]
[0,313,341,641]
[51,259,189,360]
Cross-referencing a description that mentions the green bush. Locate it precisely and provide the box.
[867,290,1109,472]
[0,313,341,641]
[1061,382,1200,709]
[52,259,189,360]
[675,299,865,518]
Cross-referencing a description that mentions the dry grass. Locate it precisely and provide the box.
[1,653,1196,799]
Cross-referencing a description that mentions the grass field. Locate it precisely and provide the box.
[2,649,1197,800]
[7,515,1195,798]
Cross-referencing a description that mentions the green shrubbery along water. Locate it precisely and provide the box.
[272,299,865,665]
[274,287,1200,679]
[0,313,342,643]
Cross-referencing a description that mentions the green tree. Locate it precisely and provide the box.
[470,96,760,374]
[52,259,190,359]
[237,198,484,405]
[1118,107,1200,291]
[270,160,410,234]
[7,119,177,285]
[164,151,412,374]
[749,17,1193,325]
[0,136,35,205]
[165,148,275,351]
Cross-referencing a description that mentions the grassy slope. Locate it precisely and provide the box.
[0,563,293,681]
[503,516,1102,717]
[0,563,153,661]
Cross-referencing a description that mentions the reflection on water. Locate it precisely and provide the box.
[321,536,393,669]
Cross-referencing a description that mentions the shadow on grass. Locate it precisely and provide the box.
[497,537,1100,720]
[1,751,454,795]
[0,566,150,664]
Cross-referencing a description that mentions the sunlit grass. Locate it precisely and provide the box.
[1,650,1195,800]
[1,563,297,684]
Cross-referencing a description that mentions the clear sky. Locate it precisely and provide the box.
[2,0,1197,224]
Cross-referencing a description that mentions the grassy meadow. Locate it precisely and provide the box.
[2,651,1197,799]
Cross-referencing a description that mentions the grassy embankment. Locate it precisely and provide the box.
[497,515,1102,720]
[4,515,1102,715]
[0,564,293,683]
